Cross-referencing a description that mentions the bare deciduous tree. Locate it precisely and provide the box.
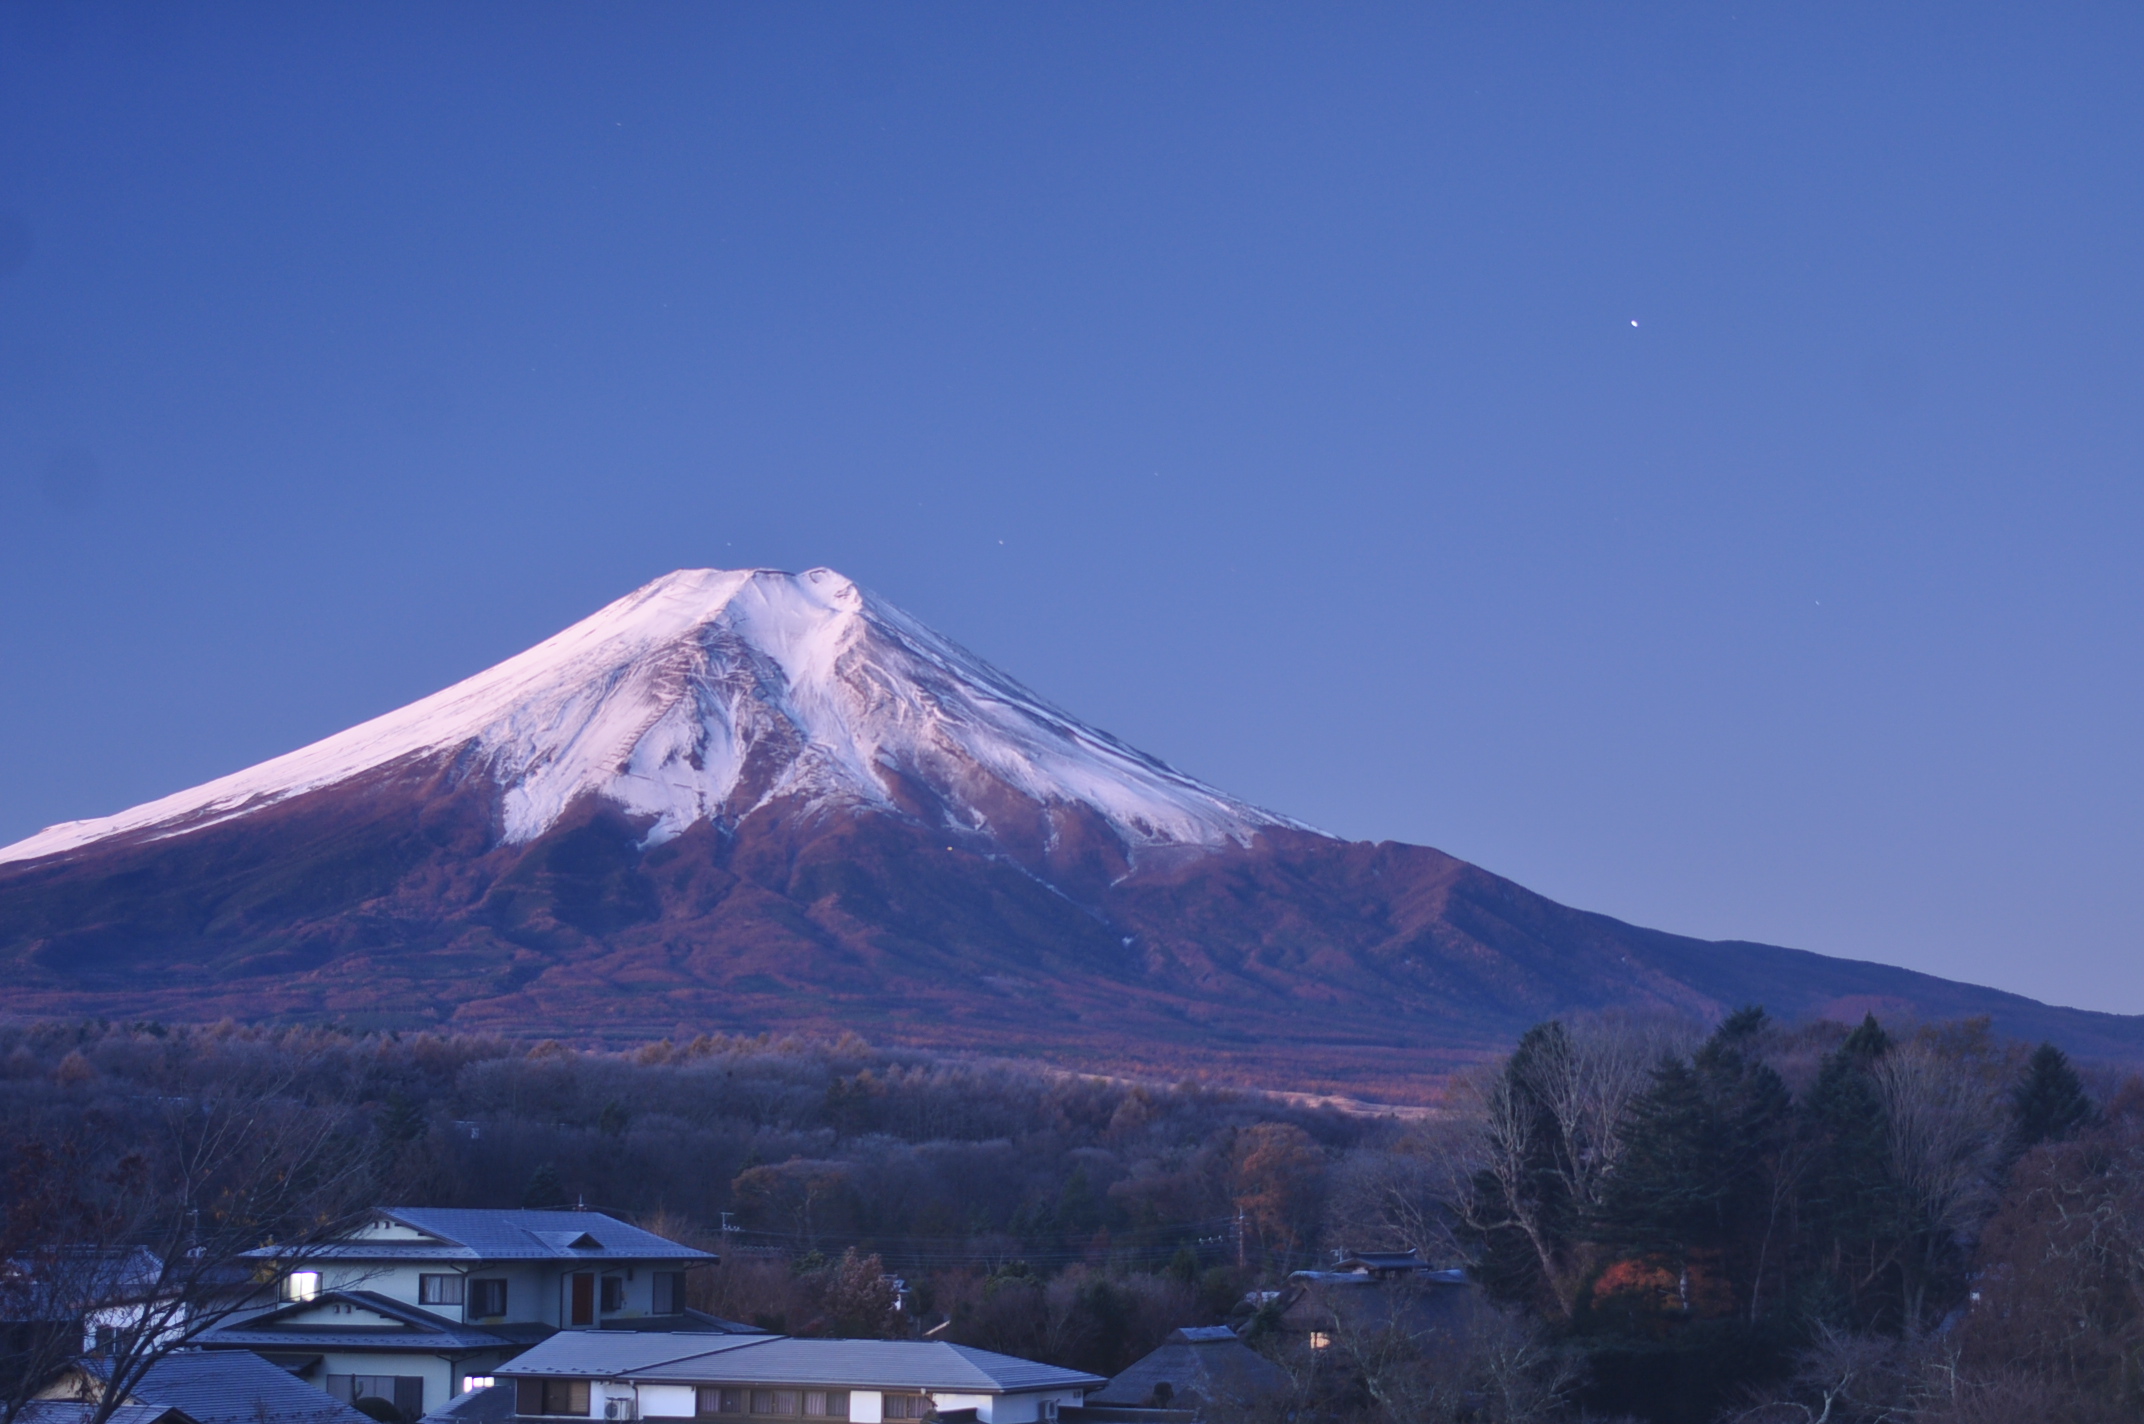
[2,1073,392,1424]
[1516,1010,1699,1223]
[1872,1041,2006,1331]
[1449,1011,1699,1317]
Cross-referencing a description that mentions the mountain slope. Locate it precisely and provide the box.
[1,568,2134,1097]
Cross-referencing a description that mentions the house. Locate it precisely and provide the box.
[4,1248,191,1365]
[496,1329,1104,1424]
[198,1210,720,1420]
[1325,1250,1439,1282]
[17,1403,196,1424]
[34,1347,375,1424]
[1261,1261,1475,1350]
[1084,1328,1286,1416]
[419,1380,518,1424]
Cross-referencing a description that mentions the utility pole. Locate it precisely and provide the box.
[1233,1209,1246,1271]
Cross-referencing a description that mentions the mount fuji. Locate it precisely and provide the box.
[2,568,2137,1095]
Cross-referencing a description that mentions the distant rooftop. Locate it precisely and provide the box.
[500,1334,1104,1395]
[70,1348,373,1424]
[246,1209,715,1264]
[1087,1326,1287,1410]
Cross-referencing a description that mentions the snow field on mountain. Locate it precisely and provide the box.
[0,568,1298,865]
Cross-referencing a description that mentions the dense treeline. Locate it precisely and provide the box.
[1452,1010,2138,1422]
[3,1012,2140,1422]
[0,1023,1378,1247]
[0,1021,1377,1380]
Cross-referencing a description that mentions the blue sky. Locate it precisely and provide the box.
[1,4,2139,1010]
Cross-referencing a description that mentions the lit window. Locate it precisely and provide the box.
[284,1271,322,1302]
[462,1377,495,1395]
[1308,1331,1331,1351]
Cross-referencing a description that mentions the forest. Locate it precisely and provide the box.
[1,1008,2138,1424]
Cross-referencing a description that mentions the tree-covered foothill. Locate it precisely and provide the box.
[1,1012,2138,1424]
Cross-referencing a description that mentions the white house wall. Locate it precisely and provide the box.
[633,1384,697,1418]
[312,1349,458,1415]
[316,1260,670,1327]
[847,1392,881,1424]
[349,1220,439,1242]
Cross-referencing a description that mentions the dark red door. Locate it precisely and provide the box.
[570,1272,595,1326]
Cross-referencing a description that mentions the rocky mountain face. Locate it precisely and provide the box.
[3,568,2134,1098]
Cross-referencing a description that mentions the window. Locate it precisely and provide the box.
[1308,1330,1332,1351]
[462,1378,496,1396]
[516,1379,591,1417]
[600,1276,626,1313]
[692,1389,847,1421]
[470,1278,509,1317]
[283,1271,321,1302]
[420,1274,466,1306]
[881,1397,931,1420]
[652,1272,686,1315]
[328,1375,424,1417]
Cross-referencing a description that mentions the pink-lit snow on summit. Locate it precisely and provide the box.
[0,568,1301,866]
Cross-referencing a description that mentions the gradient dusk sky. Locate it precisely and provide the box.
[1,5,2140,1010]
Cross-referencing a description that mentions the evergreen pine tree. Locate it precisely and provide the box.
[1839,1012,1891,1063]
[1595,1009,1791,1316]
[2010,1041,2098,1153]
[377,1090,425,1145]
[521,1162,566,1208]
[1798,1016,1901,1331]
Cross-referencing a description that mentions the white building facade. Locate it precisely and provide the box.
[497,1332,1100,1424]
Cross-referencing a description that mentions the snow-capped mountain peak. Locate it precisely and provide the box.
[0,568,1300,865]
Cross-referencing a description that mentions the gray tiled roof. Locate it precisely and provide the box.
[1088,1330,1288,1408]
[246,1211,713,1265]
[501,1335,1104,1394]
[489,1334,770,1377]
[85,1349,375,1424]
[420,1383,516,1424]
[20,1404,193,1424]
[199,1291,515,1353]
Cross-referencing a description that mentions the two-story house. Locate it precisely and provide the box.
[198,1210,722,1421]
